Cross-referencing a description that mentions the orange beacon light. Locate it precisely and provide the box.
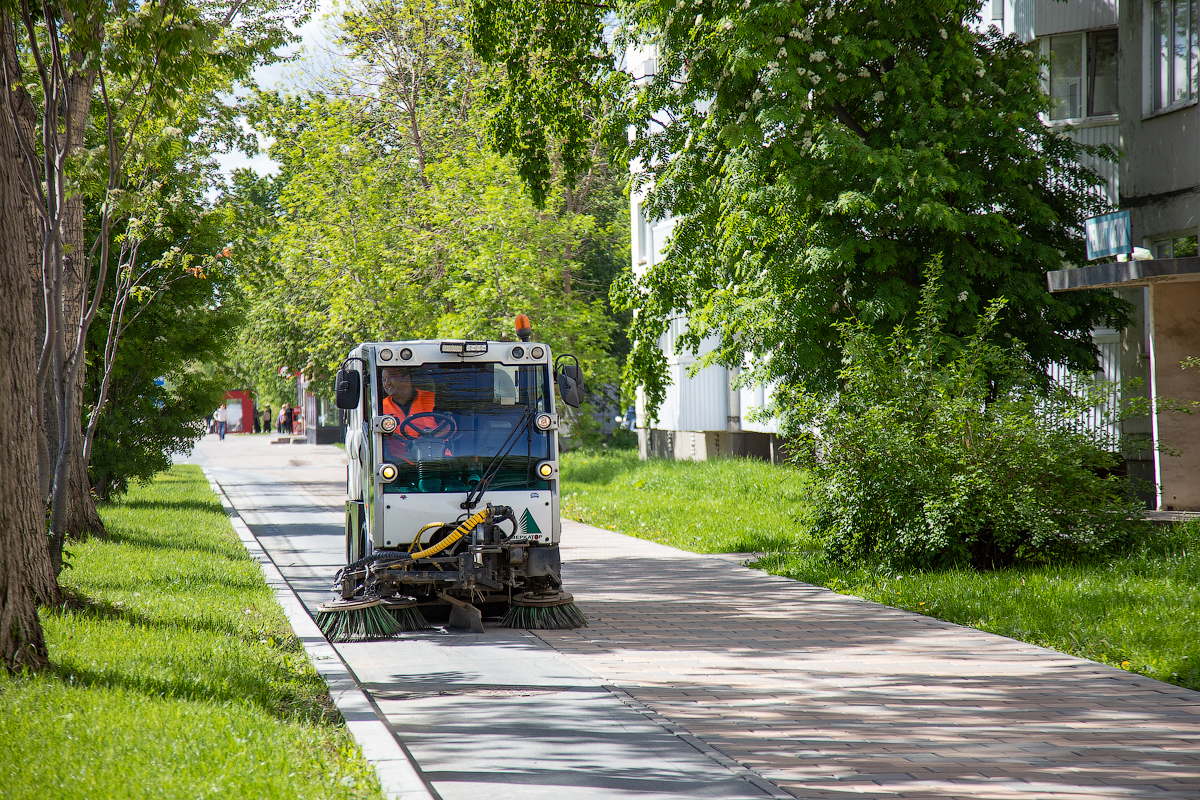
[514,314,532,342]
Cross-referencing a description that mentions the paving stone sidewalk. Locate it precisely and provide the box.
[549,523,1200,799]
[190,435,1200,799]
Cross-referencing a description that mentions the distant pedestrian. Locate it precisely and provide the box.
[262,404,273,435]
[283,405,294,435]
[214,404,228,441]
[277,407,286,434]
[252,410,261,434]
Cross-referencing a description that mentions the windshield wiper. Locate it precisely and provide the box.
[462,408,532,510]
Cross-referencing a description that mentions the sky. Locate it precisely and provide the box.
[212,0,339,182]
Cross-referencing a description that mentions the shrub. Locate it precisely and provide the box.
[788,263,1146,570]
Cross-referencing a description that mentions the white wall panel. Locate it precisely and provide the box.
[739,383,779,433]
[1067,122,1121,206]
[1034,0,1116,35]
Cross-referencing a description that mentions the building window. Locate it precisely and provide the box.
[1152,234,1198,258]
[636,202,649,263]
[1152,0,1199,110]
[1089,30,1119,115]
[1048,30,1119,121]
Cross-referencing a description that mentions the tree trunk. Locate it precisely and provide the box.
[58,67,104,539]
[0,18,55,671]
[66,418,104,537]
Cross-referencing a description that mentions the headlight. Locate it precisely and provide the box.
[379,463,398,481]
[534,413,556,431]
[535,460,557,479]
[399,347,412,360]
[380,415,398,433]
[511,345,525,359]
[379,348,393,361]
[530,346,545,359]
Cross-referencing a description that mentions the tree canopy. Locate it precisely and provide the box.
[227,0,627,403]
[471,0,1130,417]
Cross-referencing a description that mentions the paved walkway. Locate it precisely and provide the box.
[188,434,1200,800]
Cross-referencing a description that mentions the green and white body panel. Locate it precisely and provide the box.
[342,339,561,572]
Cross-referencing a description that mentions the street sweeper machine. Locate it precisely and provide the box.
[315,315,589,642]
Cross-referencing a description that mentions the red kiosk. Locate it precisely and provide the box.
[223,389,255,434]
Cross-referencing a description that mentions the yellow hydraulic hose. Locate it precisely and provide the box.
[407,509,488,561]
[409,522,447,553]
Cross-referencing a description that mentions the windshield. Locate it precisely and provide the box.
[376,362,553,493]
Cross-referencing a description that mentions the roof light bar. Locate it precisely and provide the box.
[440,341,489,355]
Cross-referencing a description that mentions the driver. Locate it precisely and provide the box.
[380,367,440,461]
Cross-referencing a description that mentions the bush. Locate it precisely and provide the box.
[88,369,224,501]
[788,264,1146,570]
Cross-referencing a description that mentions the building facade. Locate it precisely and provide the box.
[631,1,1200,501]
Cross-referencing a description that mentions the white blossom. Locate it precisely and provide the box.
[778,47,787,58]
[810,74,821,84]
[976,67,986,77]
[752,89,763,102]
[809,50,826,62]
[957,291,968,302]
[789,27,802,37]
[737,112,748,124]
[858,67,871,78]
[836,72,847,82]
[767,60,779,69]
[831,35,841,44]
[162,126,183,137]
[872,91,884,102]
[939,28,947,38]
[774,36,785,44]
[825,7,834,18]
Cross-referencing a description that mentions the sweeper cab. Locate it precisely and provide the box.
[318,315,588,640]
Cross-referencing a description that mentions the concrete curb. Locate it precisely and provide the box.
[200,467,435,800]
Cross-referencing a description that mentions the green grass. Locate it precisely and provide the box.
[560,450,1200,692]
[0,466,382,800]
[561,449,813,553]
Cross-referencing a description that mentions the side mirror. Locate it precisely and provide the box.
[335,368,361,410]
[556,363,585,409]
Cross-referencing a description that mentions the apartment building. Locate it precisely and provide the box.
[1023,0,1200,511]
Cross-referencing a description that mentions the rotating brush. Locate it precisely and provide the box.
[382,597,429,631]
[499,591,587,630]
[316,598,401,642]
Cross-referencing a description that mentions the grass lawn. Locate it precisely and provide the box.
[0,465,382,800]
[561,449,1200,692]
[561,449,814,554]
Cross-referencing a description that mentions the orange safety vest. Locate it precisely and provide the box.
[382,390,438,461]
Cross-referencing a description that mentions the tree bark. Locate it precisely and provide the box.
[58,60,105,539]
[0,16,55,672]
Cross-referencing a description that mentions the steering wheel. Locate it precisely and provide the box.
[398,411,457,440]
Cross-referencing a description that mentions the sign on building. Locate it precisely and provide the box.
[1085,210,1132,261]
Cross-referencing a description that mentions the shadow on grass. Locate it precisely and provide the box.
[53,587,290,644]
[99,521,242,559]
[115,498,224,515]
[46,589,338,725]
